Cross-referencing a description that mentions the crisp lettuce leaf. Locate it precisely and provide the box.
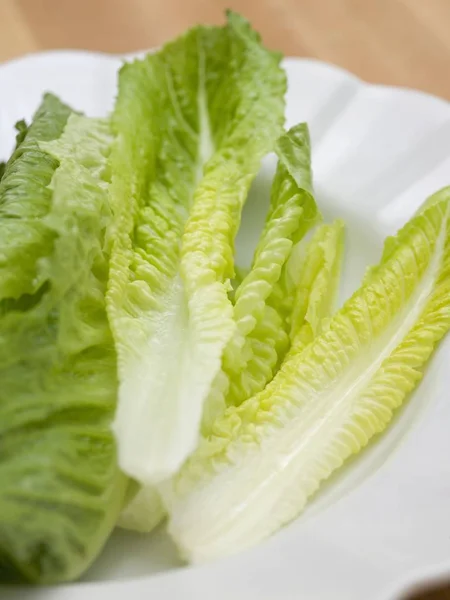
[225,124,321,402]
[121,203,333,536]
[109,12,286,484]
[164,191,450,563]
[0,113,127,583]
[288,219,344,350]
[0,94,72,301]
[245,220,344,409]
[202,124,320,430]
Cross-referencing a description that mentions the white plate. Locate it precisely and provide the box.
[1,51,450,600]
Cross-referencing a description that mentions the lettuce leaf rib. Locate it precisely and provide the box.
[164,190,450,563]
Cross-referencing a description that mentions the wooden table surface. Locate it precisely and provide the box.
[2,0,450,99]
[0,1,449,598]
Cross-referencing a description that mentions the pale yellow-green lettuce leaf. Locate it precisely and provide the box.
[164,190,450,563]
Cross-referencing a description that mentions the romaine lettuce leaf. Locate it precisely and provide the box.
[108,12,286,484]
[0,94,71,301]
[240,220,344,415]
[0,112,127,583]
[164,190,450,563]
[202,124,320,430]
[115,224,342,535]
[225,124,321,403]
[125,125,323,530]
[288,219,344,350]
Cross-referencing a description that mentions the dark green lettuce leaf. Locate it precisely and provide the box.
[0,104,127,583]
[0,94,71,301]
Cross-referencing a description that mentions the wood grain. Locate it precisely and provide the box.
[0,1,449,598]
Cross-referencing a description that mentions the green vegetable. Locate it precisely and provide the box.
[225,124,320,400]
[203,123,321,431]
[117,126,323,532]
[288,219,344,351]
[108,11,286,484]
[164,190,450,563]
[0,95,71,301]
[0,109,127,583]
